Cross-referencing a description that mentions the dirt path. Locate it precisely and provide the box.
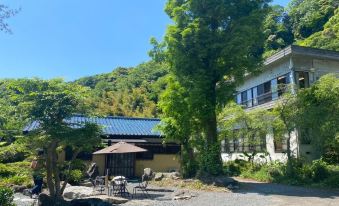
[123,178,339,206]
[234,177,339,206]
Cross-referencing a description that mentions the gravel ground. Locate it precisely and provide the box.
[14,178,339,206]
[122,178,339,206]
[13,193,38,206]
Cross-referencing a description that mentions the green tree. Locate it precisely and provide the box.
[299,8,339,51]
[159,0,270,175]
[288,0,337,40]
[8,79,101,202]
[272,93,299,175]
[263,5,294,57]
[218,102,272,163]
[296,74,339,162]
[158,75,198,177]
[0,4,19,34]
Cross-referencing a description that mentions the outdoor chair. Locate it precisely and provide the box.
[132,174,149,198]
[94,176,105,194]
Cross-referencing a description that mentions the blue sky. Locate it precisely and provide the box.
[0,0,289,80]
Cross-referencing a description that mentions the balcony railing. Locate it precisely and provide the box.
[239,85,289,109]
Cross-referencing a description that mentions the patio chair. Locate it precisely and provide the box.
[94,176,105,194]
[132,174,149,198]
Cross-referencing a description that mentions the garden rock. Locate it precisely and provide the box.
[13,193,37,206]
[60,181,72,188]
[173,190,197,200]
[70,198,111,206]
[154,173,164,181]
[39,193,70,206]
[63,186,99,199]
[12,185,27,193]
[144,168,153,176]
[83,195,128,204]
[79,180,93,187]
[170,172,181,180]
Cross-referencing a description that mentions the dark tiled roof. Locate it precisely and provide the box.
[23,115,162,137]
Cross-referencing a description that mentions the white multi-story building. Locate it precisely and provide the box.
[221,45,339,163]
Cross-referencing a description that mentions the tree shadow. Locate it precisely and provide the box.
[233,181,339,199]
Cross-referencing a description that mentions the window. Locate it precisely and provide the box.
[277,73,290,96]
[274,138,287,152]
[241,91,247,106]
[257,81,271,104]
[295,71,309,89]
[224,131,266,153]
[135,144,180,160]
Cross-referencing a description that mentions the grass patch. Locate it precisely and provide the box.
[0,162,32,187]
[223,159,339,189]
[150,178,230,192]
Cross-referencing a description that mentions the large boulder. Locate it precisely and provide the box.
[154,173,164,181]
[70,195,128,206]
[79,180,93,187]
[63,186,99,199]
[144,168,152,176]
[13,193,37,206]
[12,185,27,193]
[173,190,197,200]
[38,193,70,206]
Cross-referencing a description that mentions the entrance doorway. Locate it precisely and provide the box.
[105,153,135,177]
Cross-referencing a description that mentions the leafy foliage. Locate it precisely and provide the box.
[299,8,339,51]
[295,74,339,161]
[7,79,102,199]
[0,4,19,34]
[224,159,339,188]
[0,186,15,206]
[77,61,168,117]
[159,0,270,176]
[288,0,337,40]
[263,0,339,55]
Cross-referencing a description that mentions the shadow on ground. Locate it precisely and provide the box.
[233,179,339,199]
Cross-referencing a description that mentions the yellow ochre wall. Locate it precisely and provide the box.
[92,154,106,175]
[91,154,180,176]
[135,154,180,177]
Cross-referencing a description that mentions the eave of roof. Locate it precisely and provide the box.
[264,45,339,66]
[23,115,162,137]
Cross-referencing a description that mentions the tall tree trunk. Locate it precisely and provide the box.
[51,140,61,199]
[205,82,218,144]
[286,131,293,176]
[202,81,222,175]
[46,143,55,197]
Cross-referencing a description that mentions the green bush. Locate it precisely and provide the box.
[0,164,16,177]
[68,169,84,185]
[311,159,329,182]
[0,162,32,187]
[0,143,27,163]
[0,187,15,206]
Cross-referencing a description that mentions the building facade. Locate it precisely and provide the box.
[221,45,339,163]
[24,116,180,177]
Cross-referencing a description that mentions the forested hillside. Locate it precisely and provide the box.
[76,61,168,117]
[75,0,338,118]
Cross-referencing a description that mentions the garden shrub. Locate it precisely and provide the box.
[68,169,84,185]
[0,143,27,163]
[0,164,16,177]
[0,187,15,206]
[0,162,32,187]
[311,159,329,182]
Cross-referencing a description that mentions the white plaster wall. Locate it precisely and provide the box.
[236,60,291,92]
[221,131,299,163]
